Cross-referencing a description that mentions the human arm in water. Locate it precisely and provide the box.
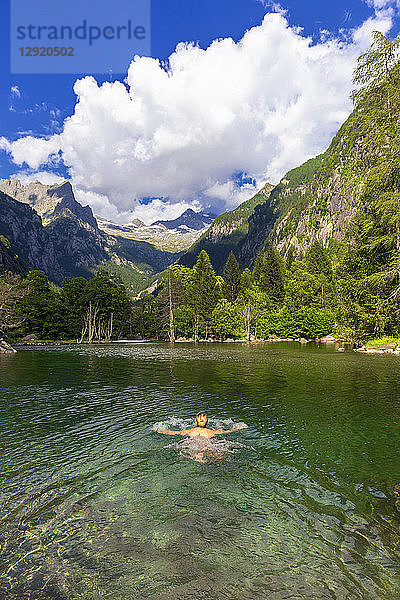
[211,423,248,435]
[152,426,190,436]
[152,423,248,436]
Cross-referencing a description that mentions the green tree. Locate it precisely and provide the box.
[80,271,131,340]
[132,293,160,339]
[235,286,270,340]
[352,31,400,119]
[188,250,220,341]
[60,277,89,338]
[222,251,241,302]
[157,265,188,342]
[252,253,264,284]
[0,272,29,337]
[253,247,285,304]
[212,299,243,340]
[19,271,63,339]
[240,268,252,293]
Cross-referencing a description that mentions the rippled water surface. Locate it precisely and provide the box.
[1,342,400,599]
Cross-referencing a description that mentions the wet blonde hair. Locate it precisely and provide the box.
[196,412,208,427]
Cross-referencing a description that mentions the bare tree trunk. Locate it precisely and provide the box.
[80,302,100,343]
[109,312,113,342]
[246,301,251,341]
[105,313,114,343]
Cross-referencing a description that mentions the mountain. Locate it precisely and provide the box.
[96,210,214,253]
[0,191,66,280]
[0,179,184,292]
[0,179,109,281]
[179,183,274,272]
[152,209,215,231]
[236,94,398,267]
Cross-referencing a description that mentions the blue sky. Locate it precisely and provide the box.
[0,0,374,144]
[0,0,399,222]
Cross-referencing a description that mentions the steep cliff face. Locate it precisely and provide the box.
[45,216,108,278]
[180,183,274,272]
[222,90,398,267]
[266,118,367,256]
[0,192,64,280]
[238,156,324,266]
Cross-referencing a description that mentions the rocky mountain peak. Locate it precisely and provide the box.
[0,178,98,230]
[152,209,216,231]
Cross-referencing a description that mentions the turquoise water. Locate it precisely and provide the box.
[1,342,400,599]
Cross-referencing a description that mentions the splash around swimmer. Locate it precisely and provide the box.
[152,412,248,439]
[152,413,248,463]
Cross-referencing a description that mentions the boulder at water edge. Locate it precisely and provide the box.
[0,339,17,353]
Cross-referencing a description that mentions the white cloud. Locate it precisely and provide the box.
[0,138,11,153]
[257,1,287,16]
[365,0,400,10]
[8,170,65,186]
[203,180,260,211]
[129,199,202,225]
[4,135,61,170]
[1,6,397,222]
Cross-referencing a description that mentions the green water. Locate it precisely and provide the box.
[1,342,400,600]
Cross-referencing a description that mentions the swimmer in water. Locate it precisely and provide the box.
[153,413,247,462]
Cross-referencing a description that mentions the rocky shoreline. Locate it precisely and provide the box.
[174,335,348,344]
[7,337,400,355]
[354,343,400,355]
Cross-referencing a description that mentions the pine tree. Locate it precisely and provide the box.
[305,242,335,309]
[252,252,264,284]
[222,251,241,302]
[252,247,285,303]
[285,246,296,270]
[263,246,285,302]
[189,250,220,340]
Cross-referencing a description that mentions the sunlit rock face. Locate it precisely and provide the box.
[0,179,98,229]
